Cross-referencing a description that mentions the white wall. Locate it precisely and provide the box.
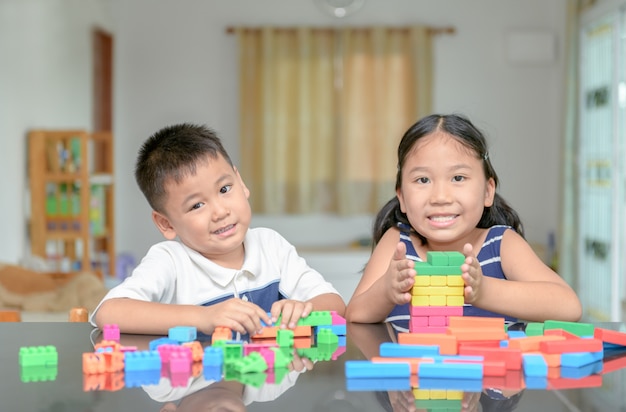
[1,0,569,268]
[0,0,113,264]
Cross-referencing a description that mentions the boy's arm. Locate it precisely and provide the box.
[94,297,271,336]
[307,292,346,316]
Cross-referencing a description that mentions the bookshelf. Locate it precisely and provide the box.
[28,130,115,278]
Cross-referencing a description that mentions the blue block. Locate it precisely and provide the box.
[316,324,347,336]
[560,351,604,368]
[379,342,439,358]
[525,376,548,390]
[507,330,526,339]
[168,326,197,343]
[560,360,603,379]
[346,378,411,391]
[124,351,161,371]
[419,377,483,392]
[418,362,483,380]
[345,360,410,379]
[522,354,548,377]
[125,369,160,387]
[500,340,509,348]
[149,337,178,351]
[203,347,224,367]
[203,365,223,381]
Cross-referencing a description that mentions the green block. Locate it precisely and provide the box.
[223,343,243,363]
[270,347,293,369]
[415,399,462,409]
[276,329,294,348]
[426,251,449,265]
[298,311,332,326]
[317,329,338,345]
[270,367,290,384]
[236,371,267,388]
[414,263,462,275]
[544,320,595,337]
[20,365,58,383]
[232,352,268,374]
[19,346,58,367]
[445,251,466,265]
[525,322,545,336]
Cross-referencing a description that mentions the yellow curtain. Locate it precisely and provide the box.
[237,26,433,214]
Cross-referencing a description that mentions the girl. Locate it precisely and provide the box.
[345,114,581,328]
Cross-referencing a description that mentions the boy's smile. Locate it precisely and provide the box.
[152,154,252,269]
[396,132,495,250]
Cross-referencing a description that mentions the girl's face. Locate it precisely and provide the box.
[396,132,495,250]
[152,154,252,269]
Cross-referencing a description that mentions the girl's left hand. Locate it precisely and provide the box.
[461,243,484,304]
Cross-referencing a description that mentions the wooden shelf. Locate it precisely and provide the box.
[28,130,115,278]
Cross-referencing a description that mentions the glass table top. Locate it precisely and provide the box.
[1,321,625,412]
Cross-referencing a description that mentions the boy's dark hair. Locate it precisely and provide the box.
[373,113,523,246]
[135,123,234,213]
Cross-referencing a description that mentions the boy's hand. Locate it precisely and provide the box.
[384,242,416,305]
[288,351,314,372]
[203,299,271,336]
[461,243,483,304]
[270,299,313,329]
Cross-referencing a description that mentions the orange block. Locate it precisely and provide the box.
[83,353,106,374]
[448,316,505,329]
[251,325,311,339]
[398,333,458,355]
[544,328,579,340]
[447,327,507,341]
[507,335,565,352]
[212,326,232,343]
[182,341,203,362]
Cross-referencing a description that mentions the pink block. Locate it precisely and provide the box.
[169,351,191,374]
[331,311,347,325]
[332,345,347,360]
[412,316,428,327]
[244,342,276,356]
[428,316,447,326]
[410,305,463,317]
[103,324,120,342]
[259,347,275,367]
[170,370,191,387]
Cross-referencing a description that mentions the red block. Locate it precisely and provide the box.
[459,346,522,370]
[539,338,603,354]
[594,327,626,347]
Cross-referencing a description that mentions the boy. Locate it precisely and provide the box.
[92,123,345,335]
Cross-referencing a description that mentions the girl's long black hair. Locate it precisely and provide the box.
[372,114,523,247]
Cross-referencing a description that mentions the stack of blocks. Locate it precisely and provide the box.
[346,316,626,408]
[73,310,346,392]
[411,251,465,333]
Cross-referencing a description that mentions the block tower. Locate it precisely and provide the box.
[410,251,465,333]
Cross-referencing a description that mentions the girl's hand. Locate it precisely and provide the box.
[384,242,416,305]
[270,299,313,329]
[461,243,483,304]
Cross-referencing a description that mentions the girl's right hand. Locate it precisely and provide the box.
[384,242,416,305]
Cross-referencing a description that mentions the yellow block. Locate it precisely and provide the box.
[447,296,464,306]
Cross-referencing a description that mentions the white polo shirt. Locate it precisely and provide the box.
[90,227,339,326]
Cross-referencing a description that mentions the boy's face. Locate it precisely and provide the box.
[152,154,251,268]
